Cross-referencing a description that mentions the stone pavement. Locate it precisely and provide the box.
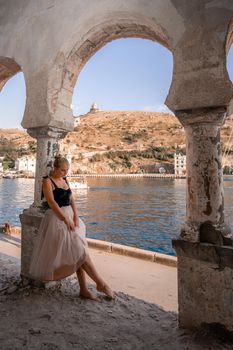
[1,232,233,349]
[0,232,177,311]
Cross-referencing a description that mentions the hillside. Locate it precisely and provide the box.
[62,110,233,173]
[1,110,233,173]
[64,110,185,173]
[72,111,185,150]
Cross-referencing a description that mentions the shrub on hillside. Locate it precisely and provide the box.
[122,130,147,144]
[109,162,117,171]
[89,153,102,162]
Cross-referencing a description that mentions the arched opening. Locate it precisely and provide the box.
[226,44,233,83]
[69,38,178,256]
[222,43,233,228]
[48,20,172,126]
[47,19,185,254]
[71,38,172,116]
[0,57,21,90]
[226,21,233,114]
[0,72,26,129]
[0,59,32,231]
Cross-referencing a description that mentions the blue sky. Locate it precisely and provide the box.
[0,38,233,129]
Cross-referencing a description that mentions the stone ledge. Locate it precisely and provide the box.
[5,227,177,268]
[111,243,155,262]
[87,239,177,267]
[155,252,177,267]
[87,238,112,252]
[172,238,233,269]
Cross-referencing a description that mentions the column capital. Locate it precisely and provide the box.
[175,107,227,128]
[27,126,68,140]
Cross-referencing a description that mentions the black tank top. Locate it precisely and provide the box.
[41,176,72,208]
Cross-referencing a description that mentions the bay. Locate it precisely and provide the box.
[1,177,233,256]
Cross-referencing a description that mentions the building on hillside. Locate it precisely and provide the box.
[0,156,4,172]
[174,153,186,176]
[74,116,81,127]
[65,153,73,172]
[15,155,36,175]
[140,163,174,174]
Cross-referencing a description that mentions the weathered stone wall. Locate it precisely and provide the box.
[0,1,232,129]
[0,0,233,333]
[173,239,233,332]
[19,209,43,279]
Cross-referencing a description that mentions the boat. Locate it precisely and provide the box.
[68,177,89,190]
[2,172,14,179]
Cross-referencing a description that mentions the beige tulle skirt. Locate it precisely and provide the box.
[29,206,88,281]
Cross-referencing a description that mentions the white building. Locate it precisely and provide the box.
[74,116,81,127]
[174,153,186,176]
[0,156,4,172]
[15,155,36,174]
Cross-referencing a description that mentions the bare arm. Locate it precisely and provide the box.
[43,178,75,230]
[70,195,79,227]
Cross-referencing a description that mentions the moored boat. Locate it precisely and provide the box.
[68,176,89,190]
[2,172,15,179]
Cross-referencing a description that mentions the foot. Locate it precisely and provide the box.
[96,283,116,299]
[79,288,99,301]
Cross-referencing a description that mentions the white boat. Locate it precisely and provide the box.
[68,178,89,190]
[2,172,14,179]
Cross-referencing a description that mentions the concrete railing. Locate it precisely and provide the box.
[87,238,177,267]
[1,227,177,268]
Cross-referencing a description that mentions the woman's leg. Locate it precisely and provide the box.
[81,255,115,299]
[76,267,99,300]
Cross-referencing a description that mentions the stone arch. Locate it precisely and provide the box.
[0,57,21,91]
[226,18,233,54]
[226,19,233,117]
[47,18,172,129]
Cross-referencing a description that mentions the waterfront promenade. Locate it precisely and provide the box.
[70,173,186,179]
[0,231,177,311]
[0,232,231,349]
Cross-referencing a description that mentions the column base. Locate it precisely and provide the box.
[180,221,233,246]
[19,207,44,278]
[172,238,233,332]
[200,221,233,246]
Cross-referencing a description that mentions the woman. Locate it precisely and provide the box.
[29,155,115,300]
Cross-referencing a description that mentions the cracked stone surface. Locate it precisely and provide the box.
[0,254,232,350]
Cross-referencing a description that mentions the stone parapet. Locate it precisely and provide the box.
[19,208,44,279]
[173,238,233,332]
[82,238,177,267]
[7,228,177,268]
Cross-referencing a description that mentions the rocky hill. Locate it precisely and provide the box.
[72,110,185,149]
[63,110,185,173]
[1,110,233,173]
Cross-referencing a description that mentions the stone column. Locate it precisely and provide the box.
[19,126,67,280]
[176,107,232,245]
[172,107,233,332]
[28,126,67,207]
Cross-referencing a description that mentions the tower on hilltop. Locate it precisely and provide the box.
[90,102,99,113]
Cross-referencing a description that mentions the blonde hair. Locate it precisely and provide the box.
[53,155,69,169]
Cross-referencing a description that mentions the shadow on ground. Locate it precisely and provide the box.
[0,254,232,350]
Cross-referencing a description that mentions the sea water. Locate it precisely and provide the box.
[1,177,233,256]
